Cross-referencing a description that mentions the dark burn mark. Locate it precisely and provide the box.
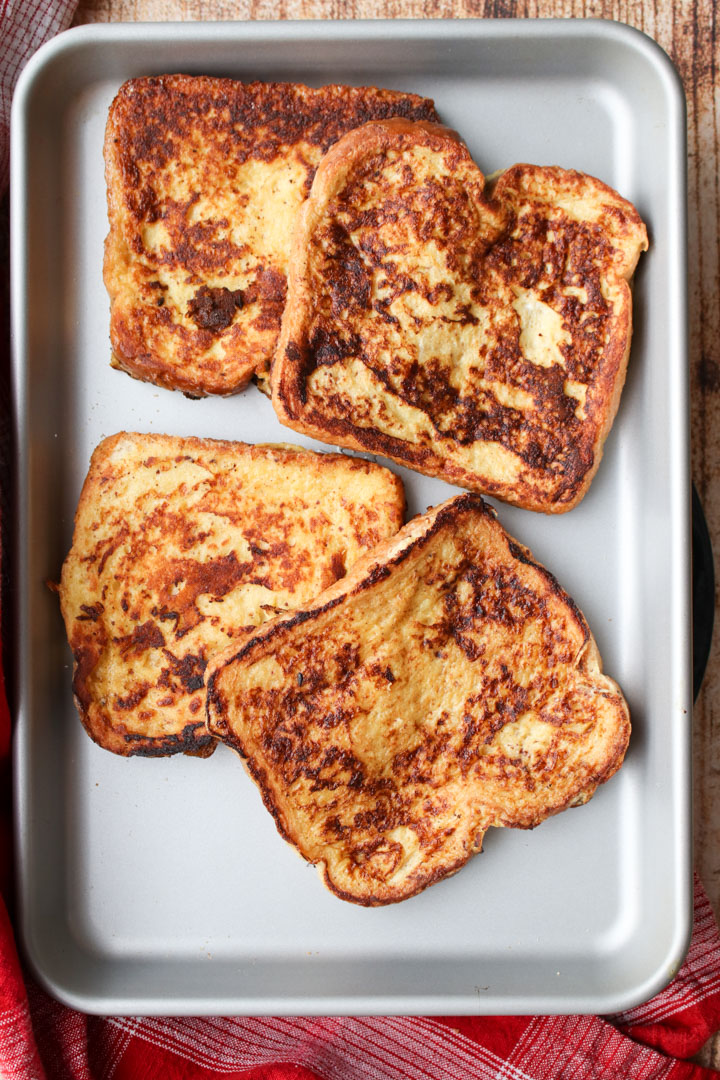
[132,182,163,223]
[285,341,303,366]
[77,603,104,622]
[121,722,213,757]
[186,285,244,331]
[117,620,165,658]
[241,266,287,306]
[446,565,546,655]
[451,302,479,326]
[97,525,129,576]
[326,229,372,318]
[158,649,208,694]
[150,214,249,277]
[155,608,180,624]
[366,660,397,684]
[330,552,346,580]
[459,685,529,759]
[70,643,103,713]
[390,731,453,782]
[308,326,362,368]
[148,279,168,307]
[293,745,365,794]
[348,837,406,876]
[427,282,455,304]
[149,551,254,637]
[334,641,361,676]
[372,298,400,325]
[115,683,152,710]
[324,815,347,838]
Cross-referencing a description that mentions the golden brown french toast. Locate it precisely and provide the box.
[58,433,405,757]
[272,118,648,513]
[205,492,630,905]
[103,77,439,398]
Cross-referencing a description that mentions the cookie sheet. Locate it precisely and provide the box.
[11,18,690,1015]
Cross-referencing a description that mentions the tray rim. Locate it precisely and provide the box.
[10,15,692,1017]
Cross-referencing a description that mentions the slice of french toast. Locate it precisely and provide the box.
[58,433,405,757]
[103,77,439,398]
[205,492,630,905]
[272,118,648,513]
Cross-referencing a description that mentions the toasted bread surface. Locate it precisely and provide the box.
[206,493,630,905]
[272,119,648,512]
[103,77,439,397]
[59,433,405,756]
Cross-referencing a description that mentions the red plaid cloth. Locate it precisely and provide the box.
[0,0,77,192]
[2,6,720,1078]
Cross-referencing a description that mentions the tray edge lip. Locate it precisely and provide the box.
[13,912,696,1018]
[10,16,690,98]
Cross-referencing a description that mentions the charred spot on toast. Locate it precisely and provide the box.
[187,285,244,331]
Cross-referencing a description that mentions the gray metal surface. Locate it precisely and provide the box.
[10,18,691,1016]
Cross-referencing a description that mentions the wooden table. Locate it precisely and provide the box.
[69,0,720,1061]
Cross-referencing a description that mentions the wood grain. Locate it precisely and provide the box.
[71,0,720,1060]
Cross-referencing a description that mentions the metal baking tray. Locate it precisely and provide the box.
[11,18,690,1016]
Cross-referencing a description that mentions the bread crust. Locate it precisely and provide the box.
[272,118,648,513]
[206,493,631,905]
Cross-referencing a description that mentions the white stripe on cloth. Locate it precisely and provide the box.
[106,1015,538,1080]
[0,0,78,193]
[101,1024,136,1080]
[0,1000,47,1080]
[23,978,135,1080]
[512,1015,678,1080]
